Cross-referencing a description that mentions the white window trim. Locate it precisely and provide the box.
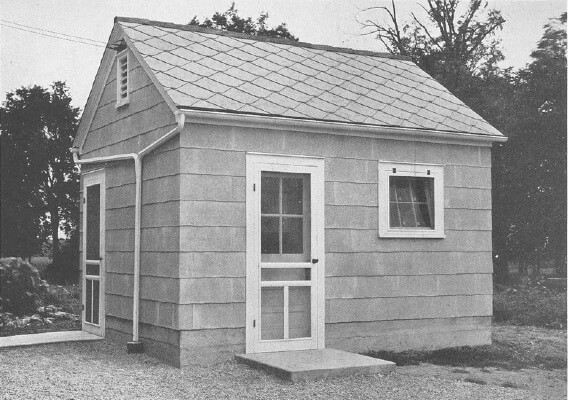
[378,161,445,238]
[116,50,129,108]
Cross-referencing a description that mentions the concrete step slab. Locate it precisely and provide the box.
[236,348,395,381]
[0,331,103,348]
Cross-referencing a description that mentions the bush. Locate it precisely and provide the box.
[0,258,48,316]
[41,233,79,285]
[494,279,567,329]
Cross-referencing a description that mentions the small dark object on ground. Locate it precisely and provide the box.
[452,368,469,374]
[464,377,487,385]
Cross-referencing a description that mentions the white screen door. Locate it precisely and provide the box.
[246,154,324,353]
[82,170,105,336]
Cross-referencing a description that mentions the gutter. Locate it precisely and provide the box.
[71,112,185,352]
[179,108,508,145]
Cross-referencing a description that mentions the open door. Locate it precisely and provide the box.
[246,153,325,353]
[82,170,105,337]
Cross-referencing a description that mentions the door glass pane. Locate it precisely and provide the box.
[86,280,93,323]
[282,178,303,215]
[282,217,303,254]
[86,264,100,276]
[260,173,311,262]
[93,280,100,325]
[261,216,280,254]
[289,287,311,339]
[261,176,279,214]
[261,268,310,281]
[86,184,100,260]
[261,287,284,340]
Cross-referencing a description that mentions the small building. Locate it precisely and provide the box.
[73,17,506,367]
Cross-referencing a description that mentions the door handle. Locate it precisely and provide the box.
[312,258,319,264]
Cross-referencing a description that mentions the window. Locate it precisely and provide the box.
[116,50,129,107]
[260,172,311,262]
[378,161,444,238]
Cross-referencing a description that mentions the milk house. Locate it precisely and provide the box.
[72,17,506,367]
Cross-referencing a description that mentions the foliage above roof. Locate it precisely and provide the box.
[116,17,503,136]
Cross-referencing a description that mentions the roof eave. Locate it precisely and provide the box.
[178,108,507,147]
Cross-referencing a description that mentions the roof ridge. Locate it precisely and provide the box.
[114,16,412,61]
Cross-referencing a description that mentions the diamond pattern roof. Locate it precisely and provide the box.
[117,17,503,136]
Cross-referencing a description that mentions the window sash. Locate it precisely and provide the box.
[389,176,434,229]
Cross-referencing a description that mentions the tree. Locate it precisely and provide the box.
[189,2,298,41]
[0,82,80,265]
[359,0,505,96]
[494,13,567,276]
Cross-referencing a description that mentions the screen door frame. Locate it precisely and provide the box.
[246,153,325,354]
[82,169,106,337]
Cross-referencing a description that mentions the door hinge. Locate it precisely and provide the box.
[82,197,86,204]
[253,319,256,328]
[253,183,256,191]
[82,304,85,310]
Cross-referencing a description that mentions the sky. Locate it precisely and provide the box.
[1,0,566,109]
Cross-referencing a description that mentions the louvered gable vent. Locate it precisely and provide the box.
[116,51,129,107]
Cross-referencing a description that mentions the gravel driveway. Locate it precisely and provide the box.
[0,340,551,399]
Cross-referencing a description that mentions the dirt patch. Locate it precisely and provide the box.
[370,324,567,399]
[398,361,566,399]
[369,324,566,370]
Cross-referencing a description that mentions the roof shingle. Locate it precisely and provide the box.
[118,17,503,136]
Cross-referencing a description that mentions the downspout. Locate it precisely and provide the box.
[72,112,185,351]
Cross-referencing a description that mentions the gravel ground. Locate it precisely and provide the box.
[0,340,551,400]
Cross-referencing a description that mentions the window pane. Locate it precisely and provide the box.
[389,176,434,229]
[398,203,416,227]
[289,287,311,339]
[411,178,429,202]
[93,280,100,325]
[415,204,433,228]
[86,184,100,260]
[392,177,412,202]
[389,181,397,201]
[282,177,303,215]
[86,280,92,323]
[282,217,303,254]
[261,217,279,254]
[261,287,284,340]
[261,268,311,281]
[86,264,100,276]
[261,176,279,214]
[390,202,401,227]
